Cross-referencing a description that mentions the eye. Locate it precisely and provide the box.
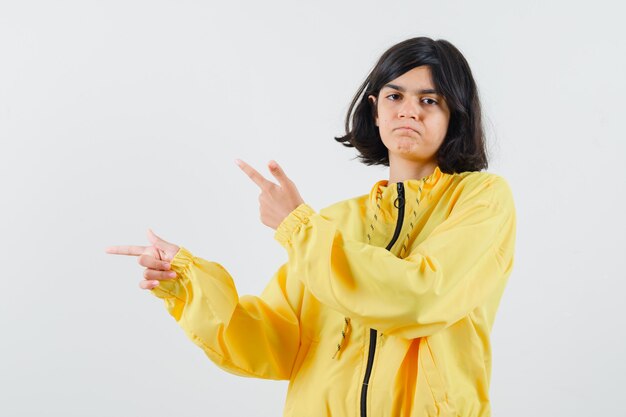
[421,98,438,105]
[386,93,401,101]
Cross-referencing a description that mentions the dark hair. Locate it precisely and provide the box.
[335,37,488,173]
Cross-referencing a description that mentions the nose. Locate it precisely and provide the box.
[398,99,420,120]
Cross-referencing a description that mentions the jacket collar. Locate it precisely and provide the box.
[368,166,445,214]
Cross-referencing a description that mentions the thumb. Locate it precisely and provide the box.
[147,228,180,261]
[268,160,290,187]
[147,228,170,249]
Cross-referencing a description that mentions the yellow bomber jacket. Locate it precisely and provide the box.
[151,166,516,417]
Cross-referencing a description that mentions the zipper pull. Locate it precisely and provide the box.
[394,182,405,209]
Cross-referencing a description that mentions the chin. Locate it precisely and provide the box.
[394,140,420,153]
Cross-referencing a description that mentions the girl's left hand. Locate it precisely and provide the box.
[235,159,305,230]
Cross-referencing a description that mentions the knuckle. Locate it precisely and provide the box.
[140,254,152,267]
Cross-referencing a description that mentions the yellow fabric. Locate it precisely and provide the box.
[151,166,516,417]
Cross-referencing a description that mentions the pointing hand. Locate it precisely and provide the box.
[235,159,305,230]
[105,229,180,290]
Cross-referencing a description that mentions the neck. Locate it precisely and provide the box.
[388,156,438,184]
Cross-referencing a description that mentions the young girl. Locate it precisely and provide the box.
[107,37,516,417]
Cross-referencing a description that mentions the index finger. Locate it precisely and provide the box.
[105,245,147,256]
[235,159,273,190]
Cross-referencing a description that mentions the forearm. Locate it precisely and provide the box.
[275,202,515,339]
[152,247,300,379]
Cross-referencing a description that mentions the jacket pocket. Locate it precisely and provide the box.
[419,338,456,416]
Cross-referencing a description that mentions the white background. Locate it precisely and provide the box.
[1,1,624,416]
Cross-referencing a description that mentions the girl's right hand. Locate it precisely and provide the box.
[106,229,181,290]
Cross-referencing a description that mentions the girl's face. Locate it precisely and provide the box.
[369,66,450,168]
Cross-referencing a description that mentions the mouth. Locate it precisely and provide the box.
[394,127,419,135]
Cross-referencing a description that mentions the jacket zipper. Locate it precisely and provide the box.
[360,182,405,417]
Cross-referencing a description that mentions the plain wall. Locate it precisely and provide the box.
[1,0,624,416]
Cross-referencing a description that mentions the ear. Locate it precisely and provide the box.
[368,94,379,126]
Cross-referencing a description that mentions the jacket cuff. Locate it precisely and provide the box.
[171,246,194,271]
[274,203,316,249]
[150,246,193,300]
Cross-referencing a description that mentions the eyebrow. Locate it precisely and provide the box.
[382,83,440,95]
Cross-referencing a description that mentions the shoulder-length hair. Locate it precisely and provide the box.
[335,37,488,173]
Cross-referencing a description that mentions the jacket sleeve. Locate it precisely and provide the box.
[150,248,302,380]
[274,176,516,339]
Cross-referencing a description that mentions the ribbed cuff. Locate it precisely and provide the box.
[274,203,316,248]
